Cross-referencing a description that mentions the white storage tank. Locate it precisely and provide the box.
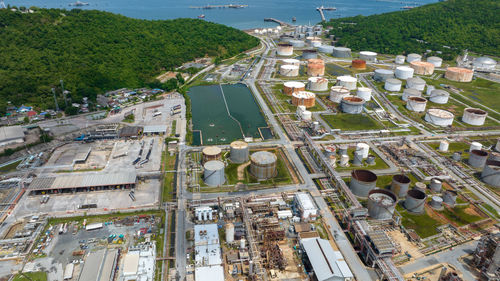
[302,49,318,59]
[283,81,306,96]
[402,88,421,101]
[277,43,293,56]
[472,57,497,70]
[439,140,449,152]
[356,143,370,158]
[356,87,372,101]
[230,141,249,164]
[240,238,246,249]
[250,151,277,180]
[204,160,225,187]
[329,86,350,103]
[429,89,449,104]
[332,47,352,58]
[395,66,414,80]
[395,55,406,64]
[289,40,305,48]
[318,45,334,54]
[426,85,435,95]
[373,69,394,82]
[341,96,365,114]
[367,189,397,220]
[406,77,426,91]
[430,196,443,209]
[385,78,402,92]
[282,58,300,66]
[406,53,422,63]
[359,51,377,62]
[427,56,443,67]
[340,154,349,167]
[336,75,357,90]
[470,142,482,152]
[280,64,299,77]
[425,108,454,127]
[462,108,488,126]
[406,96,427,112]
[307,77,329,91]
[225,223,235,243]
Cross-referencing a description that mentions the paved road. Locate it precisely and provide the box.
[399,240,478,281]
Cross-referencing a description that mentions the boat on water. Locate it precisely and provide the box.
[69,1,89,6]
[401,5,415,9]
[198,14,205,19]
[292,17,296,22]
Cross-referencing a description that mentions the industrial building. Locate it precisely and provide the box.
[194,224,224,281]
[300,238,354,281]
[119,126,143,138]
[28,172,137,194]
[473,233,500,281]
[120,243,156,281]
[79,248,119,281]
[0,125,25,147]
[143,124,167,135]
[294,192,318,221]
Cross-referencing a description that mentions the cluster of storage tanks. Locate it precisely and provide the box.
[348,170,465,219]
[201,143,280,186]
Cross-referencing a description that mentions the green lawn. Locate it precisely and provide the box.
[427,141,470,157]
[438,206,484,226]
[396,205,443,238]
[13,272,47,281]
[0,160,21,173]
[482,203,500,219]
[162,152,177,202]
[335,148,390,171]
[321,113,385,131]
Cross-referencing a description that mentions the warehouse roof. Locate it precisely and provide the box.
[0,126,25,143]
[296,192,316,211]
[79,249,106,281]
[301,238,353,281]
[143,125,167,134]
[123,252,140,276]
[195,266,224,281]
[29,172,136,190]
[119,126,143,137]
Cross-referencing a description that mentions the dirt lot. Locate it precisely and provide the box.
[403,263,462,281]
[387,230,424,261]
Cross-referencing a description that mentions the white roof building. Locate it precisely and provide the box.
[301,238,354,281]
[295,192,318,221]
[194,224,224,281]
[120,243,156,281]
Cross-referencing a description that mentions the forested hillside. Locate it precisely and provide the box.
[0,8,259,113]
[324,0,499,58]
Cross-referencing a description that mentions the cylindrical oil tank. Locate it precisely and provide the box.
[318,45,334,54]
[225,223,235,243]
[406,77,426,91]
[470,142,482,152]
[341,96,365,114]
[395,55,406,64]
[368,189,397,220]
[406,53,422,63]
[283,81,306,96]
[415,182,427,193]
[427,56,443,67]
[439,140,449,152]
[374,69,394,82]
[280,35,294,43]
[452,152,462,161]
[240,238,245,249]
[277,43,293,56]
[385,78,402,92]
[292,91,316,108]
[204,160,225,187]
[472,57,497,70]
[353,150,363,166]
[202,146,222,163]
[289,40,305,48]
[305,36,321,44]
[307,77,329,91]
[462,108,487,126]
[301,110,312,120]
[230,141,249,164]
[336,75,357,90]
[352,59,366,70]
[426,85,435,95]
[481,160,500,187]
[443,190,458,206]
[360,51,377,62]
[340,154,349,166]
[404,189,427,213]
[410,61,435,75]
[356,143,370,159]
[311,40,322,48]
[489,151,500,162]
[402,88,422,101]
[406,97,427,112]
[282,58,300,66]
[307,59,325,76]
[329,86,350,103]
[469,149,488,168]
[429,89,449,104]
[280,64,299,77]
[366,155,376,165]
[356,87,372,101]
[430,196,443,209]
[395,66,414,80]
[338,144,348,156]
[250,151,277,180]
[425,108,454,127]
[445,67,473,82]
[332,47,351,58]
[302,49,318,59]
[350,170,377,198]
[429,178,442,193]
[391,174,411,197]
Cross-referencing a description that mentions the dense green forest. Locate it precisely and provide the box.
[0,8,259,113]
[324,0,499,58]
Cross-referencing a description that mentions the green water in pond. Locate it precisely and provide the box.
[188,83,268,145]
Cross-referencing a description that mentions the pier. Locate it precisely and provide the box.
[189,4,248,9]
[316,6,336,21]
[263,18,292,27]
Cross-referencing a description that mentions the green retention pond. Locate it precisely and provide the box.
[188,83,269,145]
